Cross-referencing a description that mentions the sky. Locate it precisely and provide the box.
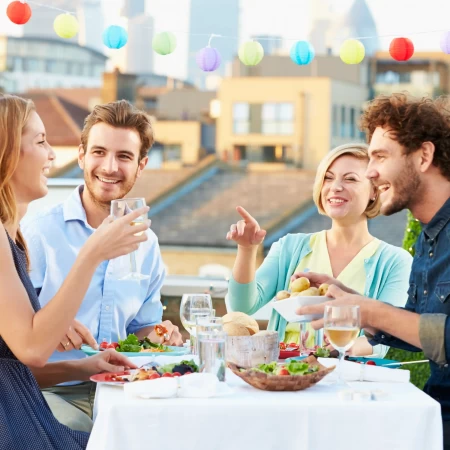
[2,0,450,80]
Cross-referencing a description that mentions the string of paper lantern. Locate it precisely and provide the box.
[6,0,450,66]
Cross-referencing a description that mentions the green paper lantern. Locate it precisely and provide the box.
[238,41,264,66]
[340,39,365,65]
[152,31,177,55]
[53,13,79,39]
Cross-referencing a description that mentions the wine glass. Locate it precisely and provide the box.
[110,197,149,281]
[179,294,213,354]
[324,305,360,387]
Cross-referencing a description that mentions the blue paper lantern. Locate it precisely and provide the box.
[290,41,315,65]
[196,47,221,72]
[103,25,128,49]
[440,31,450,54]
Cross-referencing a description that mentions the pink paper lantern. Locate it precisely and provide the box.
[196,46,221,72]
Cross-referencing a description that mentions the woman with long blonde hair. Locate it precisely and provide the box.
[0,94,149,449]
[226,143,413,357]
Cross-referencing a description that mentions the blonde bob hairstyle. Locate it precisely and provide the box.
[312,143,381,219]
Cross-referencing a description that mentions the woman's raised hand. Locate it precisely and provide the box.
[226,206,267,248]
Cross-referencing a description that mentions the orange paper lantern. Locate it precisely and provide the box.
[389,37,414,61]
[7,1,32,25]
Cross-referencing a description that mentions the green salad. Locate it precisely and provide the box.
[116,334,172,353]
[250,360,319,376]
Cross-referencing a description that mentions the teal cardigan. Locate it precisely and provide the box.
[227,233,413,357]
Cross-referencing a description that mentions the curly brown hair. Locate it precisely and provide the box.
[360,93,450,181]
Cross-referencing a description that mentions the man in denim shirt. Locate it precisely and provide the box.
[296,93,450,447]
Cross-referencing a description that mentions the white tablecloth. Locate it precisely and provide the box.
[88,366,443,450]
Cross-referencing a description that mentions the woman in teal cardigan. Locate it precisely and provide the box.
[226,143,412,357]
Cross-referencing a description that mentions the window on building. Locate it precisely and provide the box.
[233,103,250,134]
[164,144,182,161]
[262,103,294,135]
[340,106,346,137]
[349,107,356,138]
[46,60,57,73]
[332,105,339,137]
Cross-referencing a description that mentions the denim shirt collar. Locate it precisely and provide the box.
[423,196,450,241]
[62,185,91,228]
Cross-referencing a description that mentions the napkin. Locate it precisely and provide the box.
[123,373,232,399]
[318,358,411,383]
[124,377,178,399]
[178,373,224,398]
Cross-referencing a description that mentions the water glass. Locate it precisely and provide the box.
[198,330,226,382]
[110,197,149,281]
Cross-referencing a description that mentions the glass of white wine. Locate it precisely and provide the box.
[179,293,213,354]
[110,197,149,281]
[324,305,360,387]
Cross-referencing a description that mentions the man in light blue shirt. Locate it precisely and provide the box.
[22,100,182,431]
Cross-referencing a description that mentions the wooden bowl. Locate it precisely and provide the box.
[228,356,335,391]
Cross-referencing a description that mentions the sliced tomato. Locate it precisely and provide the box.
[162,372,173,377]
[365,360,376,366]
[99,341,109,350]
[107,342,119,349]
[287,342,299,349]
[149,373,161,380]
[279,342,287,350]
[278,368,290,376]
[172,372,181,377]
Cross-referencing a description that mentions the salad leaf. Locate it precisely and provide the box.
[255,361,278,374]
[285,360,319,375]
[314,347,330,358]
[117,334,141,352]
[117,344,142,353]
[158,359,199,374]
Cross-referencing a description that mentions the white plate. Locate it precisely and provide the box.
[271,295,329,322]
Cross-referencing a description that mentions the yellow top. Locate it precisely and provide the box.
[284,230,380,346]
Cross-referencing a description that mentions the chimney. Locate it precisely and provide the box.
[101,67,138,104]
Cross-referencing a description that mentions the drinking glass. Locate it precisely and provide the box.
[110,197,149,281]
[195,317,223,354]
[198,330,226,381]
[179,294,213,354]
[324,305,360,387]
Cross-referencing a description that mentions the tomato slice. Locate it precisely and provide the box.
[162,372,173,377]
[107,342,119,349]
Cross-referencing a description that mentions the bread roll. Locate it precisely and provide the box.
[222,311,248,324]
[223,322,250,336]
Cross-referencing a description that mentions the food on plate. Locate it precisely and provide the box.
[250,359,319,376]
[296,287,320,296]
[290,277,310,293]
[103,360,198,383]
[279,342,300,351]
[99,333,172,353]
[318,283,330,296]
[276,290,291,301]
[223,312,259,336]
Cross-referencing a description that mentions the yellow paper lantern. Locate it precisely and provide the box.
[339,39,365,64]
[54,13,79,39]
[238,41,264,66]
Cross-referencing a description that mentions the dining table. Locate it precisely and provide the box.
[87,355,443,450]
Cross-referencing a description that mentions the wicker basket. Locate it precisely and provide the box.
[228,356,335,391]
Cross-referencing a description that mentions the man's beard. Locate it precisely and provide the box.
[84,171,137,211]
[382,157,421,216]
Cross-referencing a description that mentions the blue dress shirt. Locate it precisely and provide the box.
[21,186,165,366]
